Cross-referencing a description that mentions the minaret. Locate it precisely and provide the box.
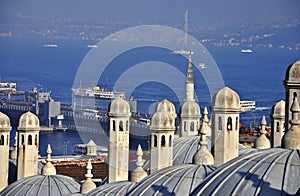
[180,51,201,137]
[81,159,96,194]
[283,59,300,131]
[270,100,285,147]
[42,144,56,175]
[17,111,40,180]
[193,107,214,165]
[282,95,300,149]
[150,106,175,173]
[131,144,147,183]
[186,50,195,102]
[0,112,12,191]
[211,87,241,165]
[255,116,271,149]
[107,98,131,183]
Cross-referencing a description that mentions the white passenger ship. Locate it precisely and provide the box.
[240,101,256,112]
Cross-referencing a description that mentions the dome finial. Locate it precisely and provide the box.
[42,144,56,175]
[131,144,148,183]
[255,116,271,149]
[81,159,96,194]
[282,95,300,149]
[193,108,214,165]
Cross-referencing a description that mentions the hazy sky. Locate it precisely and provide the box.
[1,0,299,25]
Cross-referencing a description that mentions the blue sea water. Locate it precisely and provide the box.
[1,37,300,155]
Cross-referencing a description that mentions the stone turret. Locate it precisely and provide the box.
[255,116,271,149]
[150,102,176,173]
[108,98,131,183]
[0,112,12,191]
[270,100,285,147]
[282,95,300,149]
[131,144,147,183]
[211,87,241,165]
[193,107,214,165]
[17,111,40,180]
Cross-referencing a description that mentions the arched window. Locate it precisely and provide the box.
[235,117,239,130]
[190,122,194,131]
[218,116,222,130]
[227,117,232,131]
[154,135,157,147]
[119,121,124,131]
[0,135,4,145]
[126,120,129,131]
[169,135,172,147]
[184,121,187,131]
[294,92,298,98]
[112,120,116,131]
[35,134,38,145]
[28,135,32,145]
[276,122,280,132]
[161,135,166,147]
[7,134,9,145]
[21,135,25,145]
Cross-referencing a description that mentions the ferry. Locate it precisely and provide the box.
[87,45,98,48]
[72,86,125,99]
[172,49,193,55]
[240,101,256,112]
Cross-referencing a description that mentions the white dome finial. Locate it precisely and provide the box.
[255,116,271,149]
[193,107,214,165]
[131,144,148,183]
[42,144,56,175]
[81,159,96,194]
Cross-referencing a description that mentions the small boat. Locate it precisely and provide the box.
[87,45,98,48]
[241,49,253,53]
[43,44,58,48]
[172,49,194,55]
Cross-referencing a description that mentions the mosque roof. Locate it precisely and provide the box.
[87,181,135,196]
[0,175,81,196]
[191,148,300,195]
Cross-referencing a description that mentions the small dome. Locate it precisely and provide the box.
[180,101,201,117]
[87,181,135,196]
[284,59,300,83]
[0,175,81,196]
[211,87,241,111]
[18,111,39,131]
[108,98,131,117]
[155,99,177,119]
[191,148,300,195]
[272,100,285,117]
[150,109,175,131]
[255,134,271,149]
[127,164,215,195]
[0,112,11,131]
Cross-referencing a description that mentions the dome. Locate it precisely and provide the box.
[87,181,135,196]
[180,101,201,117]
[150,109,175,131]
[211,87,241,111]
[155,99,177,119]
[142,136,257,170]
[191,148,300,195]
[284,59,300,83]
[272,100,285,118]
[0,175,81,196]
[18,111,39,131]
[108,98,130,117]
[0,112,11,131]
[127,164,215,195]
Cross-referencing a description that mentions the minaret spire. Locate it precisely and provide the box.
[255,116,271,149]
[185,49,195,101]
[81,159,96,194]
[193,107,214,165]
[42,144,56,175]
[131,144,147,183]
[282,95,300,149]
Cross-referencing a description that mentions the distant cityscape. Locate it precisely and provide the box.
[0,15,299,51]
